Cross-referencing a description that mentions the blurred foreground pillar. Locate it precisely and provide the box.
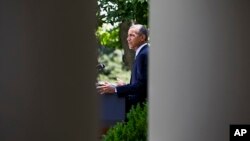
[0,0,98,141]
[150,0,250,141]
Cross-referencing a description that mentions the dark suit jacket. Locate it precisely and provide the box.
[116,44,148,112]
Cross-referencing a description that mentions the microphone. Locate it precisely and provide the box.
[96,63,105,71]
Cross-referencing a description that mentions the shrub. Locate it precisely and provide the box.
[102,102,148,141]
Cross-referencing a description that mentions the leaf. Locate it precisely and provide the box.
[102,102,148,141]
[97,0,148,25]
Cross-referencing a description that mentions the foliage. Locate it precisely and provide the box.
[97,0,149,26]
[97,48,130,83]
[102,102,148,141]
[96,24,121,49]
[96,0,149,70]
[96,0,149,80]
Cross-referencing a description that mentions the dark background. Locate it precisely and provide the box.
[0,0,98,141]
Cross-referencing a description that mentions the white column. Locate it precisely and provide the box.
[150,0,250,141]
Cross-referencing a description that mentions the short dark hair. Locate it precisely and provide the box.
[130,24,148,41]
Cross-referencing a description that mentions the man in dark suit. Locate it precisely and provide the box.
[97,24,149,114]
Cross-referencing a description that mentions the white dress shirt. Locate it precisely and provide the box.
[135,43,148,59]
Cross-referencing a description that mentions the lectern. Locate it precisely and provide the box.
[100,94,125,128]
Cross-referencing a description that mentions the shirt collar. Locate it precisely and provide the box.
[135,43,147,58]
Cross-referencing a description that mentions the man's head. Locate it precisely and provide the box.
[127,24,148,51]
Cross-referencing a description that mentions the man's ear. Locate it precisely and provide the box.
[140,34,146,41]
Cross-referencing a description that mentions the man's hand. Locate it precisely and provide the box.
[96,82,116,95]
[116,78,126,86]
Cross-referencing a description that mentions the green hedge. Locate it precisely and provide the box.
[102,102,148,141]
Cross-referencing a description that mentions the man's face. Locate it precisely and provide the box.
[127,27,144,50]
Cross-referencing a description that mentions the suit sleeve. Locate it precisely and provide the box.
[116,52,148,97]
